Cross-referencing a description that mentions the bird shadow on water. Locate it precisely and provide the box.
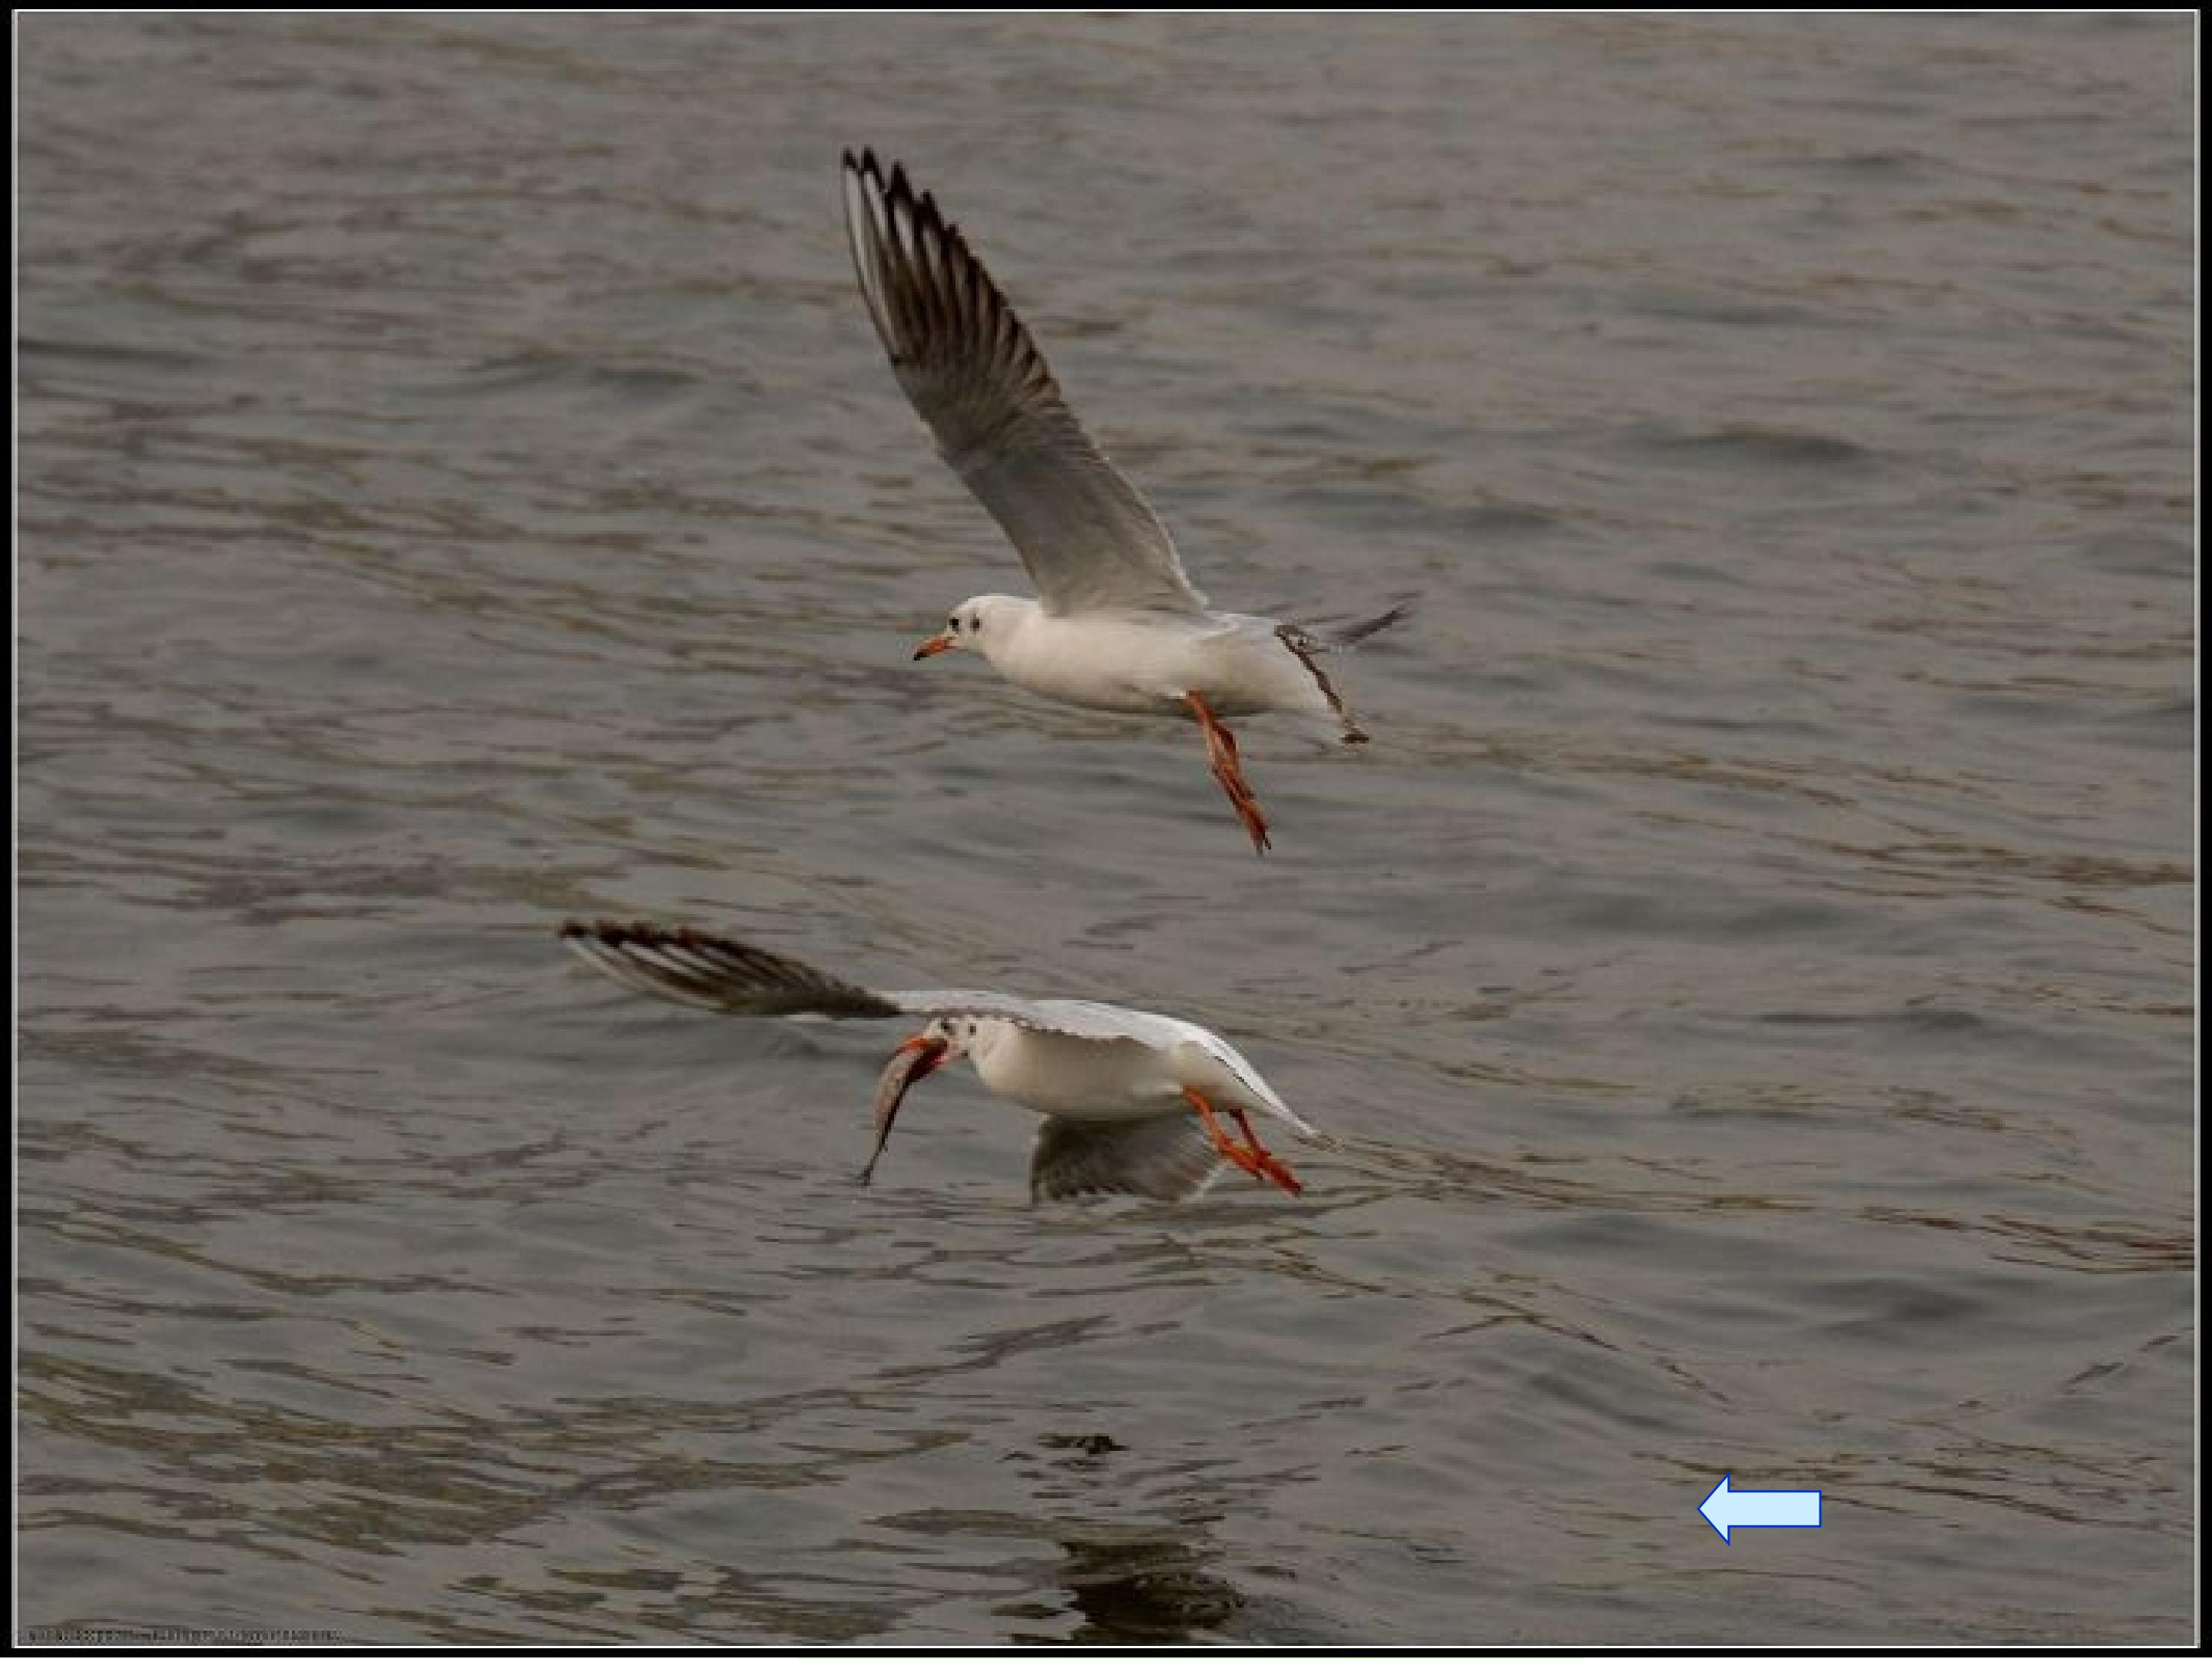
[876,1463,1250,1644]
[1036,1528,1245,1645]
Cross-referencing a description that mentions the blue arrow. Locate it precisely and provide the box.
[1700,1473,1821,1542]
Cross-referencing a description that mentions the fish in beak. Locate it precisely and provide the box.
[912,631,955,660]
[857,1032,951,1184]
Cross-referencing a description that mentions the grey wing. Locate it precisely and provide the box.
[842,149,1207,617]
[559,920,906,1019]
[1031,1114,1224,1204]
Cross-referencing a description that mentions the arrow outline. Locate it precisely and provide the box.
[1700,1472,1823,1543]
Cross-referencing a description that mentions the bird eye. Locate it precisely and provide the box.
[948,615,961,632]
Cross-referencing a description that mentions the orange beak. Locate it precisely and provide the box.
[892,1031,952,1071]
[912,632,955,661]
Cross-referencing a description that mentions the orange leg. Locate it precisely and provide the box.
[1184,691,1271,855]
[1229,1108,1304,1197]
[1184,1088,1303,1196]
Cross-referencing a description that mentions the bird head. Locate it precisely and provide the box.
[912,594,1025,661]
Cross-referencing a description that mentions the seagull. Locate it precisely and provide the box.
[841,147,1408,854]
[560,919,1317,1201]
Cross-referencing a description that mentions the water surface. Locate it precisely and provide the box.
[18,12,2195,1644]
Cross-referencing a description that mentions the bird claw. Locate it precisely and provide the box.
[1220,779,1272,854]
[1228,1141,1303,1196]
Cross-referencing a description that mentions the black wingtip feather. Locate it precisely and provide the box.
[559,917,907,1021]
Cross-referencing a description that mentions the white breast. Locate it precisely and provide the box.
[986,608,1327,720]
[968,1023,1187,1121]
[962,1015,1306,1134]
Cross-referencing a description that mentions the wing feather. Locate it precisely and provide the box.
[841,148,1207,617]
[559,920,905,1019]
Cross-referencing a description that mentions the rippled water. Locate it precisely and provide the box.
[18,13,2195,1645]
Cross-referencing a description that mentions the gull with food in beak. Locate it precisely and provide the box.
[561,919,1318,1200]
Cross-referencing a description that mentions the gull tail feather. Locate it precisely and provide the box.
[1305,598,1414,653]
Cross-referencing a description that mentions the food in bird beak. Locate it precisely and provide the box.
[858,1034,951,1184]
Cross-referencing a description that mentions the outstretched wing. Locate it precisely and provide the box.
[559,919,906,1018]
[1030,1114,1225,1203]
[841,148,1207,618]
[559,922,1280,1116]
[561,922,1167,1041]
[884,990,1190,1046]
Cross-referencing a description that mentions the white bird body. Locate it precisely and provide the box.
[950,1002,1307,1128]
[561,920,1315,1200]
[842,149,1408,851]
[958,598,1336,722]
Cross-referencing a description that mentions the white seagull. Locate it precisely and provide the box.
[561,919,1317,1200]
[842,147,1408,854]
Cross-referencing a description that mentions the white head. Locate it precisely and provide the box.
[912,594,1031,661]
[907,1013,1017,1068]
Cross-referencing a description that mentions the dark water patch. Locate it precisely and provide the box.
[1273,482,1565,543]
[2091,693,2193,751]
[1770,147,1937,184]
[2071,528,2191,579]
[1629,426,1879,472]
[429,349,705,406]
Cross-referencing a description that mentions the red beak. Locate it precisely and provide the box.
[912,632,955,660]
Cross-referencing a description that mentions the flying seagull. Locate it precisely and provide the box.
[842,147,1407,853]
[561,918,1318,1200]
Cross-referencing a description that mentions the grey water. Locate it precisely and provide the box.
[17,12,2195,1646]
